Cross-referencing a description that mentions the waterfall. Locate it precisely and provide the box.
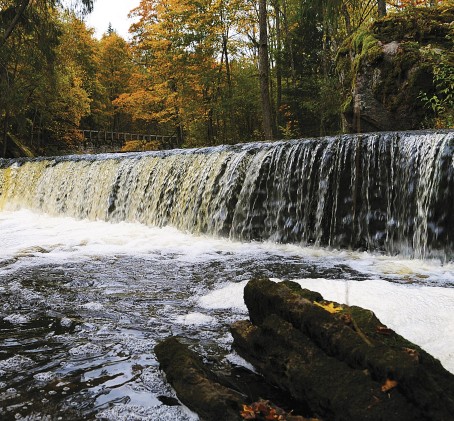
[1,131,453,260]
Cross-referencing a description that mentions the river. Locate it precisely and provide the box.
[1,209,453,420]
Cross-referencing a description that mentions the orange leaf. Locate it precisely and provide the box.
[381,378,398,392]
[241,404,256,419]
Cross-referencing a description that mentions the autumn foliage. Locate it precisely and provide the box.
[240,400,319,421]
[0,0,452,156]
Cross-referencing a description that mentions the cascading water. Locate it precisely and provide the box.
[1,130,453,259]
[1,130,453,420]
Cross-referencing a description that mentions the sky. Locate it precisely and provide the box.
[85,0,141,39]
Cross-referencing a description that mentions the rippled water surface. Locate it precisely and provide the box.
[1,210,453,420]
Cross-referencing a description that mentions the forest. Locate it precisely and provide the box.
[0,0,453,156]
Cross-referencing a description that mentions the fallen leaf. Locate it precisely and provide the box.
[403,347,419,362]
[241,404,257,419]
[313,301,342,314]
[376,326,394,335]
[381,378,398,392]
[340,313,352,325]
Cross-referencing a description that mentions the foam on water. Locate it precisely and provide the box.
[0,355,34,372]
[3,314,29,324]
[198,281,249,312]
[2,209,453,285]
[33,372,56,383]
[0,209,453,419]
[175,313,217,326]
[69,343,103,358]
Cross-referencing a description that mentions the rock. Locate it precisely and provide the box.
[232,316,422,420]
[155,278,454,421]
[155,336,313,420]
[154,337,245,421]
[337,5,454,132]
[231,278,454,421]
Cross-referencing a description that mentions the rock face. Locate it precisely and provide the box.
[337,6,454,132]
[231,278,454,421]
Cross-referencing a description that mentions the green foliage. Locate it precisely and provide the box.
[419,44,454,128]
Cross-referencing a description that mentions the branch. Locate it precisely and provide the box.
[0,0,31,48]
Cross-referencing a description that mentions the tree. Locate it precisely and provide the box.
[97,32,134,132]
[0,1,62,154]
[378,0,387,16]
[258,0,274,140]
[0,0,93,47]
[118,0,237,145]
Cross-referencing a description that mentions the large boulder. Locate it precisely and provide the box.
[337,6,454,132]
[231,278,454,421]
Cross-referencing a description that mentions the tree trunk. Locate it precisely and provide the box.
[282,0,296,90]
[2,110,10,157]
[273,0,282,136]
[342,3,352,35]
[258,0,274,140]
[378,0,387,17]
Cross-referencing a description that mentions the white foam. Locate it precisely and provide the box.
[175,312,217,326]
[96,404,198,421]
[0,355,34,372]
[33,371,56,383]
[0,210,256,270]
[1,210,452,286]
[80,302,104,311]
[198,281,248,312]
[3,314,29,324]
[69,343,103,358]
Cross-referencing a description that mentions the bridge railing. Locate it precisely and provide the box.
[79,130,178,150]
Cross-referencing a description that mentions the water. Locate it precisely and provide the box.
[1,131,453,259]
[0,131,453,419]
[0,210,453,420]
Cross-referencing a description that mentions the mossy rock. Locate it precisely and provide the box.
[237,277,454,420]
[336,5,453,131]
[372,6,454,46]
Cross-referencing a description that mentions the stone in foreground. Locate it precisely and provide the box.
[231,278,454,421]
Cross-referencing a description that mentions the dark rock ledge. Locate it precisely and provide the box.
[155,277,454,421]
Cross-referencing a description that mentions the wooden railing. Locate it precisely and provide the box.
[78,130,178,151]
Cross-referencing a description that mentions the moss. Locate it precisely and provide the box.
[372,5,454,46]
[336,5,453,129]
[350,30,383,74]
[281,281,323,302]
[341,96,353,114]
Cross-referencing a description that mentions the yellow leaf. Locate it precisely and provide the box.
[313,301,343,314]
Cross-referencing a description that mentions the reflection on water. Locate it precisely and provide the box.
[0,210,453,420]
